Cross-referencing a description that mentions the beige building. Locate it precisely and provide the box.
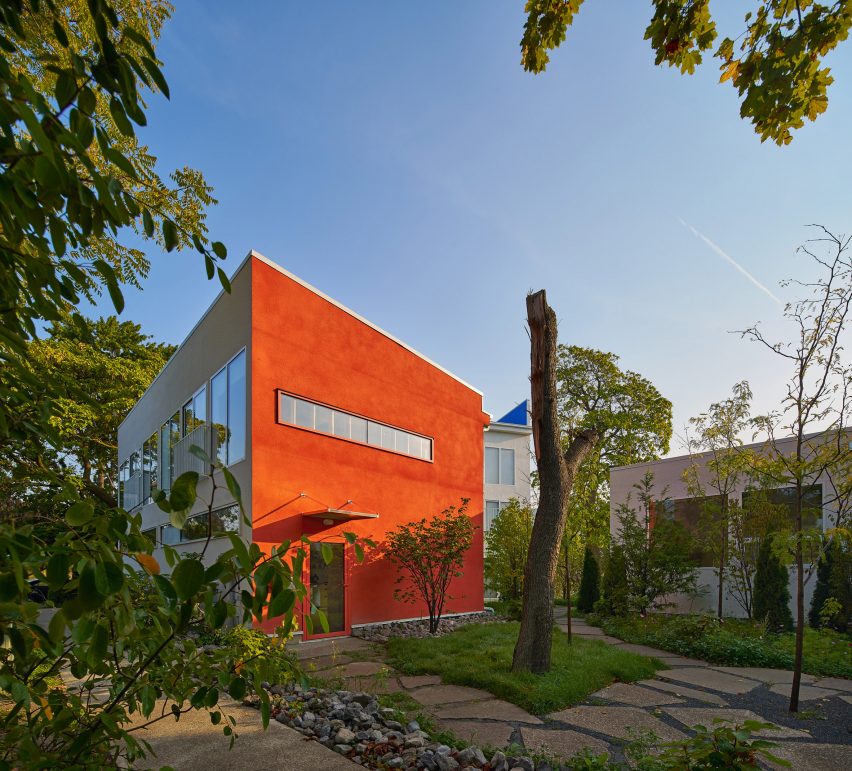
[483,400,533,532]
[609,432,845,620]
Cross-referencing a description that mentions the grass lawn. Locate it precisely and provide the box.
[591,613,852,679]
[385,622,661,715]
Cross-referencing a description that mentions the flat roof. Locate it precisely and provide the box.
[120,250,482,430]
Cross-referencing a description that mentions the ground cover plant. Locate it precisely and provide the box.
[385,622,661,715]
[589,613,851,679]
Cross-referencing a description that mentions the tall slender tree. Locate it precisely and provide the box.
[742,226,852,712]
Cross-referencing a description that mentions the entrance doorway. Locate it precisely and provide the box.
[307,542,347,637]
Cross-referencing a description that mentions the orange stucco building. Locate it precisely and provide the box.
[118,251,489,638]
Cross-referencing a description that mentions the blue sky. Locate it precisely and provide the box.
[99,1,852,453]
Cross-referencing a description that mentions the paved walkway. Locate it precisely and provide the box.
[298,613,852,769]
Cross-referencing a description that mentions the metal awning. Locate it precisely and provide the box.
[302,508,379,522]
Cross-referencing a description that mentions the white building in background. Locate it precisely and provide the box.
[484,400,532,531]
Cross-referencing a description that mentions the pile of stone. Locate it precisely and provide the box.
[352,611,498,642]
[255,681,545,770]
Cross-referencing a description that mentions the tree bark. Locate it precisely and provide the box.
[790,480,804,712]
[511,290,598,674]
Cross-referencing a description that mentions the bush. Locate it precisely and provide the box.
[809,540,851,632]
[484,499,533,603]
[597,544,630,616]
[753,536,793,633]
[577,546,600,613]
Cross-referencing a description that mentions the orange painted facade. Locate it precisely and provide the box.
[249,256,488,635]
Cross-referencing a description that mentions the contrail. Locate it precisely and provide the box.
[680,219,782,306]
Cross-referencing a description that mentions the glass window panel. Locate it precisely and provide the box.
[227,350,246,463]
[211,370,228,465]
[381,424,395,450]
[395,430,409,455]
[193,386,206,428]
[160,525,180,546]
[500,448,515,485]
[485,447,499,484]
[485,500,500,531]
[309,542,345,633]
[159,423,171,493]
[182,399,193,437]
[367,421,382,446]
[142,528,156,546]
[423,438,433,461]
[315,405,333,433]
[350,416,368,443]
[295,399,314,429]
[279,393,295,424]
[333,410,350,439]
[408,435,422,459]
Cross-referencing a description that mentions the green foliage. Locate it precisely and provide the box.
[615,473,698,613]
[576,546,600,613]
[386,622,660,715]
[556,346,672,553]
[519,1,852,145]
[484,498,533,602]
[753,536,793,633]
[595,543,630,617]
[386,499,474,634]
[809,540,851,632]
[592,613,851,678]
[0,0,226,447]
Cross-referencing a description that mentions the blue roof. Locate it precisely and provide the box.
[496,400,529,426]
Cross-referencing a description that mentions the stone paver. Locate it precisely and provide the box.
[336,661,389,677]
[434,698,543,724]
[612,642,678,659]
[656,667,761,694]
[710,666,816,685]
[768,682,840,701]
[344,675,402,694]
[521,726,609,758]
[838,692,852,704]
[638,679,728,706]
[591,682,684,707]
[654,655,708,667]
[547,705,686,742]
[768,742,852,770]
[399,675,443,689]
[301,654,353,671]
[663,707,811,738]
[288,636,372,660]
[436,719,515,749]
[409,684,493,706]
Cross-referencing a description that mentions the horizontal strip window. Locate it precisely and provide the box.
[277,391,432,461]
[160,504,240,545]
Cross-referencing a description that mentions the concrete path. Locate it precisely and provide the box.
[129,697,356,770]
[267,618,852,768]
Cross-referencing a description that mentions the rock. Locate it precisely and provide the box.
[510,759,534,771]
[274,713,289,725]
[405,736,426,749]
[335,727,356,744]
[352,693,372,706]
[435,744,452,755]
[434,754,460,771]
[406,720,421,734]
[334,744,351,754]
[387,759,404,769]
[535,762,553,771]
[490,751,509,771]
[457,747,487,766]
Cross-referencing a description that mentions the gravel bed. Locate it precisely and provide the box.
[248,681,552,770]
[352,611,499,642]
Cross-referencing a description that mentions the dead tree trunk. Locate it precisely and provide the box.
[511,290,598,674]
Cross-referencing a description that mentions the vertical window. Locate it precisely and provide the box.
[315,404,333,433]
[350,416,368,443]
[367,421,382,447]
[279,393,295,424]
[485,447,499,484]
[333,410,350,439]
[143,432,158,502]
[485,447,515,485]
[211,350,247,466]
[485,500,500,531]
[211,369,228,464]
[118,460,129,508]
[181,398,193,437]
[227,351,246,463]
[295,398,314,429]
[182,386,207,436]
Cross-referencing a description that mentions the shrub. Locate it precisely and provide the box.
[809,540,851,632]
[484,499,533,602]
[753,536,793,633]
[577,546,600,613]
[597,544,630,616]
[386,499,474,634]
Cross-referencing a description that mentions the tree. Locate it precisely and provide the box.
[809,540,852,631]
[0,315,175,514]
[741,226,852,711]
[576,546,600,613]
[555,346,672,634]
[684,381,753,618]
[519,1,852,145]
[615,472,698,613]
[753,536,794,632]
[484,498,534,604]
[0,0,227,447]
[597,543,630,616]
[512,290,599,673]
[386,500,474,634]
